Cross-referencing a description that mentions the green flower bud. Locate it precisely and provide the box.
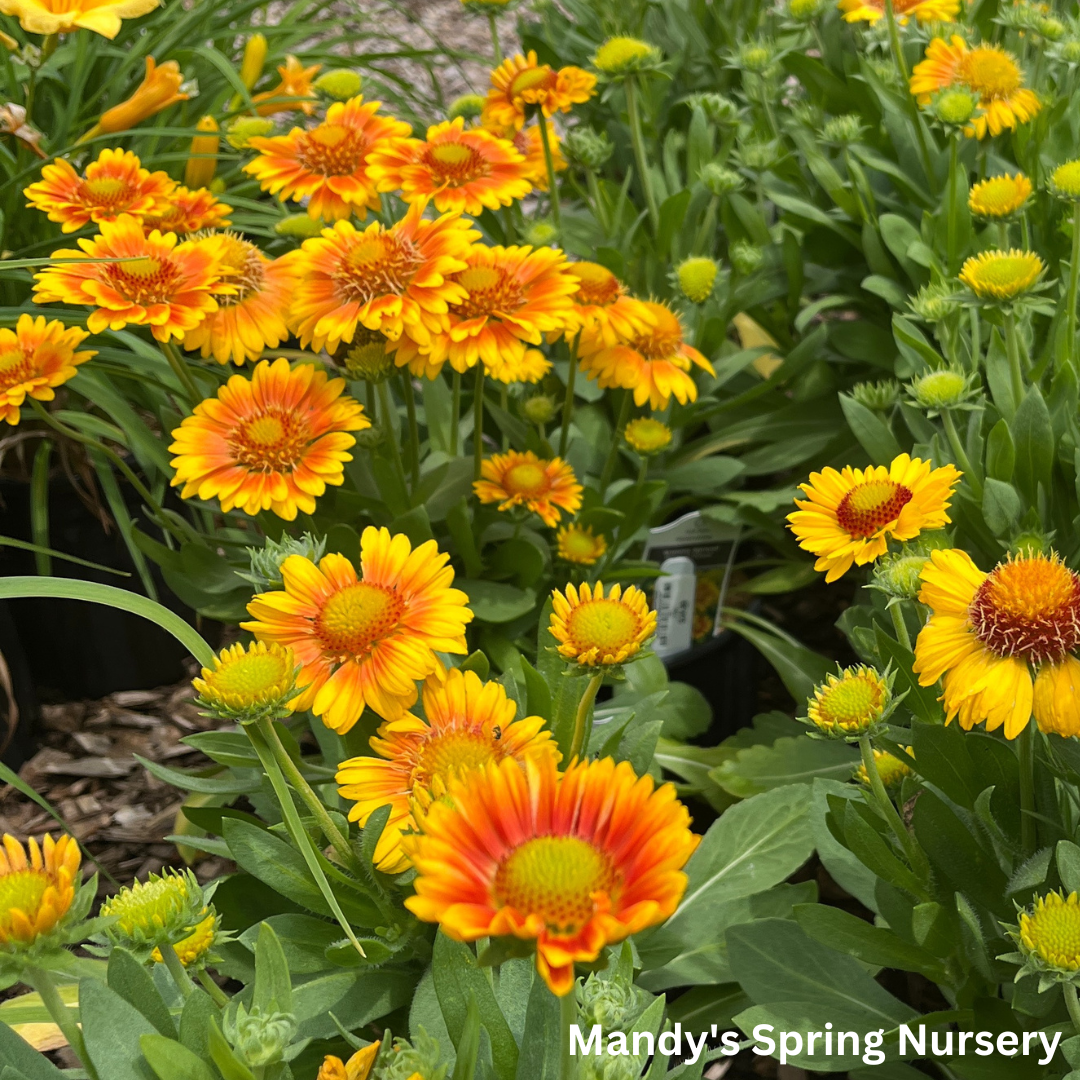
[524,219,559,247]
[909,367,972,411]
[225,116,275,149]
[729,239,764,275]
[909,281,960,323]
[700,162,744,196]
[101,869,205,950]
[736,139,780,171]
[448,93,485,122]
[523,394,556,424]
[275,213,325,238]
[788,0,826,19]
[1009,531,1050,558]
[1051,160,1080,201]
[314,69,362,100]
[821,113,864,145]
[240,532,327,591]
[344,331,394,382]
[932,89,979,126]
[562,126,614,170]
[1060,39,1080,64]
[592,36,663,75]
[871,550,929,600]
[851,378,900,413]
[379,1032,447,1080]
[676,256,719,303]
[578,971,642,1029]
[1039,17,1065,40]
[683,92,739,125]
[739,41,775,73]
[225,1005,297,1068]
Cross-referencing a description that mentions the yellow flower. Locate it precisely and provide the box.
[315,70,363,100]
[405,756,697,996]
[151,911,217,967]
[192,641,296,720]
[0,0,158,38]
[624,417,672,455]
[910,36,1040,139]
[555,524,607,566]
[807,666,890,737]
[185,116,220,190]
[0,834,80,948]
[101,868,204,947]
[968,173,1032,218]
[855,747,913,788]
[914,548,1080,739]
[1051,160,1080,201]
[485,346,551,385]
[242,529,473,732]
[0,315,95,426]
[1019,891,1080,972]
[959,249,1044,300]
[317,1044,380,1080]
[839,0,958,24]
[336,668,560,872]
[549,581,656,668]
[592,36,662,75]
[474,450,582,527]
[788,453,962,582]
[239,34,268,90]
[97,57,189,135]
[483,51,596,132]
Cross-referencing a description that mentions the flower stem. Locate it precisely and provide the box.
[558,338,578,458]
[946,136,960,275]
[197,969,230,1008]
[487,11,502,65]
[255,716,359,874]
[161,942,195,999]
[1018,720,1036,857]
[598,393,632,496]
[500,384,510,450]
[1066,201,1080,369]
[474,364,486,482]
[450,370,462,456]
[1065,983,1080,1035]
[1004,309,1025,412]
[377,381,408,494]
[889,601,912,652]
[569,673,604,762]
[27,967,99,1080]
[401,372,420,488]
[624,76,659,231]
[559,981,579,1080]
[159,340,202,407]
[859,734,927,878]
[941,409,982,498]
[537,116,563,234]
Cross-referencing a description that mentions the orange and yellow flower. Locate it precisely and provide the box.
[405,755,697,995]
[97,57,188,135]
[369,116,531,215]
[0,315,95,426]
[33,215,227,343]
[336,667,560,872]
[839,0,959,25]
[316,1044,379,1080]
[244,95,411,221]
[169,358,368,519]
[243,528,473,731]
[0,0,157,38]
[578,300,714,410]
[482,51,596,131]
[474,450,582,526]
[914,548,1080,739]
[485,346,551,384]
[486,119,567,190]
[429,244,579,374]
[556,524,607,566]
[910,36,1041,139]
[183,235,298,365]
[788,454,962,583]
[140,185,232,235]
[0,833,81,948]
[24,148,174,233]
[290,201,478,354]
[550,581,656,668]
[252,55,322,116]
[563,262,654,346]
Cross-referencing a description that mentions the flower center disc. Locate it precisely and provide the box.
[315,581,404,658]
[566,598,640,652]
[563,530,600,558]
[426,141,486,184]
[107,256,180,306]
[494,836,617,931]
[835,479,912,538]
[0,869,48,937]
[229,410,312,470]
[969,555,1080,662]
[417,729,499,785]
[337,233,422,304]
[0,347,32,388]
[631,322,683,362]
[572,262,620,306]
[509,66,557,99]
[960,47,1022,98]
[83,176,131,207]
[1024,901,1080,969]
[208,652,291,698]
[454,265,524,318]
[816,674,882,729]
[217,236,266,302]
[297,124,365,176]
[503,461,549,496]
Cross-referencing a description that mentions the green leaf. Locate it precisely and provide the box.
[812,779,880,912]
[107,948,176,1038]
[0,1021,66,1080]
[450,994,482,1080]
[178,990,216,1060]
[839,394,903,464]
[519,658,552,723]
[985,419,1015,482]
[725,621,832,704]
[253,923,292,1015]
[79,978,158,1080]
[292,970,413,1040]
[140,1035,218,1080]
[1012,384,1054,504]
[1058,840,1080,895]
[459,580,537,623]
[513,975,561,1080]
[208,1019,255,1080]
[982,478,1023,536]
[711,736,858,798]
[661,456,744,495]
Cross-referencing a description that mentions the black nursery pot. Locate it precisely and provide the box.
[661,627,762,742]
[0,473,208,764]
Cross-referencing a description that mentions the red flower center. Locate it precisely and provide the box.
[334,231,423,305]
[0,347,34,390]
[81,175,136,210]
[229,409,312,471]
[315,581,404,659]
[425,140,489,185]
[297,124,369,176]
[453,265,525,319]
[970,555,1080,663]
[105,254,183,307]
[835,479,913,538]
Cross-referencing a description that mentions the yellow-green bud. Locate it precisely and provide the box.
[933,89,979,126]
[684,92,739,125]
[909,368,970,410]
[344,335,394,382]
[1009,531,1049,558]
[851,378,900,413]
[562,126,614,170]
[730,240,764,276]
[524,219,559,247]
[1051,160,1080,201]
[314,70,362,100]
[700,162,744,196]
[822,113,864,145]
[523,395,556,424]
[676,257,719,303]
[789,0,825,19]
[275,213,325,238]
[592,36,662,75]
[240,533,326,592]
[737,139,779,171]
[101,869,205,949]
[1061,40,1080,64]
[739,42,774,73]
[1039,17,1065,40]
[448,93,485,122]
[871,551,928,600]
[224,1005,297,1068]
[225,116,275,149]
[909,282,959,323]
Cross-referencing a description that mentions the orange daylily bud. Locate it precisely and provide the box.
[252,55,321,116]
[184,115,220,189]
[239,33,268,90]
[98,57,188,135]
